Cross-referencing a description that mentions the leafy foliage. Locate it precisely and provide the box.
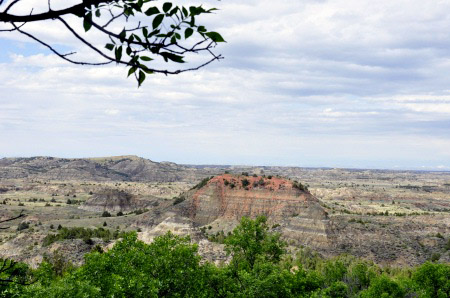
[0,1,225,86]
[2,217,450,298]
[42,227,129,246]
[225,216,286,270]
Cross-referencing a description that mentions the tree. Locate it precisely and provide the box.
[225,215,286,271]
[26,232,213,297]
[413,262,450,298]
[0,0,225,86]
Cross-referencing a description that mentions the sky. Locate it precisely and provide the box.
[1,0,450,170]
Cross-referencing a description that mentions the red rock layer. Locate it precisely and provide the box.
[187,174,319,225]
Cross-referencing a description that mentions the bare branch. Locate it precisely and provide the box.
[0,211,24,225]
[0,26,16,32]
[57,16,120,65]
[12,22,112,66]
[3,0,21,14]
[90,20,158,48]
[102,11,124,28]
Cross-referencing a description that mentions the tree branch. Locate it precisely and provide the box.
[0,211,24,225]
[57,16,119,65]
[12,22,112,66]
[0,0,111,23]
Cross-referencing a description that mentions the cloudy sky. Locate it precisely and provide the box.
[1,0,450,170]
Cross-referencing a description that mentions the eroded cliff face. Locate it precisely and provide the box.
[177,174,333,248]
[79,189,156,213]
[182,175,319,222]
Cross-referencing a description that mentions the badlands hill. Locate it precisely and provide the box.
[137,174,334,251]
[0,155,204,182]
[79,189,160,213]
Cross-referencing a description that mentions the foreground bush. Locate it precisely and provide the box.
[1,216,449,297]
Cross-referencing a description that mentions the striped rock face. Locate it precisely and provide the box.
[180,174,333,248]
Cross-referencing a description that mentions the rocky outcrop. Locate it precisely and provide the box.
[179,175,320,221]
[175,174,333,248]
[138,216,229,264]
[79,189,155,213]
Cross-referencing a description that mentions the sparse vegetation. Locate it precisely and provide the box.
[292,180,308,191]
[241,178,250,188]
[133,208,149,215]
[192,176,214,190]
[101,211,111,217]
[42,227,129,247]
[17,222,29,231]
[172,195,185,205]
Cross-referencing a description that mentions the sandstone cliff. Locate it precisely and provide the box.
[174,174,333,249]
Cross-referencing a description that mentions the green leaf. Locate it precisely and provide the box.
[124,6,134,17]
[162,2,172,13]
[140,56,153,61]
[145,7,160,16]
[115,46,123,62]
[140,64,154,74]
[129,2,142,12]
[160,52,185,63]
[197,26,207,33]
[95,9,101,17]
[137,0,144,10]
[127,66,137,77]
[169,7,178,16]
[138,70,146,86]
[205,32,225,42]
[148,29,160,38]
[105,43,115,51]
[152,14,164,29]
[132,34,142,43]
[142,27,148,38]
[184,28,194,39]
[182,7,188,18]
[83,12,92,32]
[119,29,126,43]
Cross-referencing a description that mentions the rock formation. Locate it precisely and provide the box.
[79,189,156,213]
[174,174,333,249]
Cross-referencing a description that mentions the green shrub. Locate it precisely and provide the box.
[172,196,185,205]
[17,222,29,231]
[192,176,213,190]
[134,208,148,215]
[42,227,129,247]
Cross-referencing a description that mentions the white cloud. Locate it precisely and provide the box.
[1,0,450,168]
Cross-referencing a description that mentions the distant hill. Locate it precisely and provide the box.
[0,155,211,182]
